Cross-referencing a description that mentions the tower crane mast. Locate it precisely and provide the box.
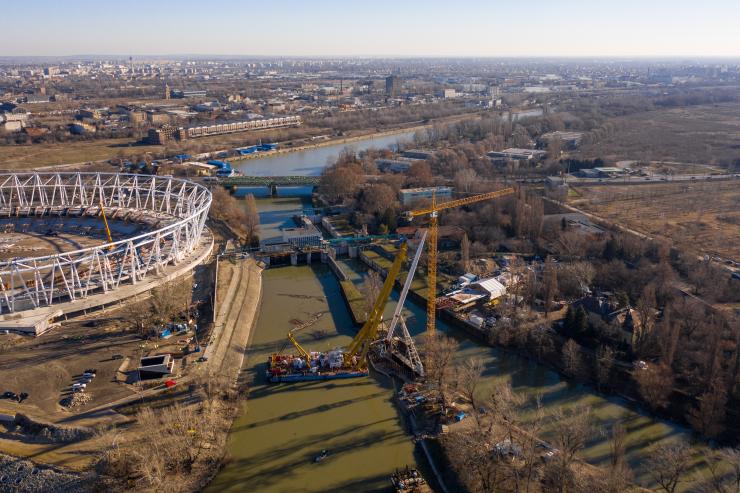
[405,187,515,333]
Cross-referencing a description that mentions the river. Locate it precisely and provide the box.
[231,131,416,177]
[206,261,420,493]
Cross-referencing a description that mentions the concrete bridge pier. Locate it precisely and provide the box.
[348,246,358,258]
[290,253,298,266]
[321,251,328,263]
[270,185,278,197]
[306,251,313,264]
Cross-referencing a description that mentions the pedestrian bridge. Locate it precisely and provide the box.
[220,176,320,187]
[217,176,320,196]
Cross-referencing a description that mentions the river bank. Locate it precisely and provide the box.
[229,111,480,165]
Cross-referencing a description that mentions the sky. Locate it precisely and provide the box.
[2,0,739,58]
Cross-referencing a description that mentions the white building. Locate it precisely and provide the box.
[282,216,322,248]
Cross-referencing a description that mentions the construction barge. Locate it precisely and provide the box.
[266,351,368,382]
[267,240,410,384]
[391,466,431,492]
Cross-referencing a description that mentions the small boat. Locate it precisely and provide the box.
[314,449,329,463]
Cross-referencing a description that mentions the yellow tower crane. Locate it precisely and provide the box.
[99,200,114,246]
[405,187,515,333]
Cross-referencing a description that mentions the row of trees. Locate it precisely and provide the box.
[209,187,260,246]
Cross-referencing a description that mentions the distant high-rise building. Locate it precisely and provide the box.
[164,83,171,100]
[385,75,401,98]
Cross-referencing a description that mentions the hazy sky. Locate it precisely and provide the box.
[3,0,739,57]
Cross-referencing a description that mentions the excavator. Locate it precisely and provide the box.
[266,240,408,383]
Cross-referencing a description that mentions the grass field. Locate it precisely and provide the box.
[0,126,322,170]
[578,102,740,166]
[0,138,163,170]
[570,181,740,259]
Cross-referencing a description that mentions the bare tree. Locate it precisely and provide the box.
[606,422,632,493]
[545,406,593,493]
[687,380,728,439]
[453,168,478,194]
[562,339,583,379]
[123,297,156,338]
[595,345,616,391]
[150,278,193,326]
[461,233,471,273]
[489,381,525,446]
[422,332,459,411]
[241,193,260,245]
[360,270,382,319]
[634,363,674,411]
[697,447,740,493]
[634,283,657,356]
[319,164,365,204]
[457,357,484,417]
[648,441,693,493]
[543,256,558,318]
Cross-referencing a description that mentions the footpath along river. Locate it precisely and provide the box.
[209,133,707,492]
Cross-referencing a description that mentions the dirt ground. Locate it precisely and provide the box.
[0,317,144,419]
[570,181,740,260]
[578,102,740,166]
[0,251,261,478]
[0,217,142,261]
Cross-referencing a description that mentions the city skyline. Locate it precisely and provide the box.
[3,0,739,58]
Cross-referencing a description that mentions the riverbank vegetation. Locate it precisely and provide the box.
[95,375,245,492]
[209,187,260,247]
[419,333,740,493]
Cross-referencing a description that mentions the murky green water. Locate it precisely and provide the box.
[206,264,419,493]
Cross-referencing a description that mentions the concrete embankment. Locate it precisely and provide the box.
[327,256,368,326]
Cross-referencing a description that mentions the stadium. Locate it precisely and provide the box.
[0,172,213,334]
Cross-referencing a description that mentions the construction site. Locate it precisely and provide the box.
[264,188,515,387]
[0,167,734,493]
[0,172,264,491]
